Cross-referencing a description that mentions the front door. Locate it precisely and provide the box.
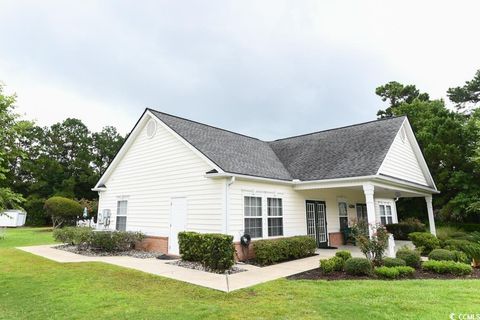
[169,197,187,255]
[306,200,328,248]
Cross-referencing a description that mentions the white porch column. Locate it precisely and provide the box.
[425,195,436,236]
[363,183,376,237]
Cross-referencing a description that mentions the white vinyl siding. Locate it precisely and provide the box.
[378,124,429,186]
[97,115,224,237]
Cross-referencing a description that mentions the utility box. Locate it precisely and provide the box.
[0,210,27,227]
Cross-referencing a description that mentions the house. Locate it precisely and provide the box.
[93,108,438,258]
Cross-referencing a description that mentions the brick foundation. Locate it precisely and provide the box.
[135,236,169,253]
[328,232,344,247]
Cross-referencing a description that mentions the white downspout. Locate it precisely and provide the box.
[225,176,235,235]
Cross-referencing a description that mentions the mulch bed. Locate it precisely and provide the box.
[287,267,480,281]
[243,254,319,267]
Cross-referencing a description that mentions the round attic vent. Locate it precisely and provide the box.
[146,119,157,138]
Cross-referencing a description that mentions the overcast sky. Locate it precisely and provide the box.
[0,1,479,140]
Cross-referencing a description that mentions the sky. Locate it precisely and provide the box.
[0,1,479,140]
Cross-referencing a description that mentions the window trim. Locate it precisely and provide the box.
[378,203,393,225]
[243,196,263,239]
[116,200,128,231]
[242,194,284,239]
[267,197,283,237]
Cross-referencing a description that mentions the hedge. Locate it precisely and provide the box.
[409,232,440,255]
[178,231,235,272]
[382,257,406,267]
[335,250,352,261]
[344,258,372,276]
[253,236,316,266]
[385,219,426,240]
[396,247,421,268]
[422,260,472,276]
[374,266,415,279]
[428,249,456,261]
[53,227,145,252]
[320,256,344,274]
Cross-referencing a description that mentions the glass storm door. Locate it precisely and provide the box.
[306,200,328,248]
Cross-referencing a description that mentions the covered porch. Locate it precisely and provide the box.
[294,175,439,247]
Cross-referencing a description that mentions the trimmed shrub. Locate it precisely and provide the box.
[452,250,470,264]
[396,266,415,277]
[383,257,406,267]
[44,196,82,228]
[375,266,399,279]
[202,233,235,272]
[428,249,456,261]
[396,247,421,268]
[422,260,472,276]
[253,236,316,266]
[344,258,372,276]
[320,258,336,274]
[178,232,203,261]
[385,218,426,240]
[335,250,352,261]
[375,265,415,279]
[178,231,235,272]
[320,256,345,273]
[409,232,440,255]
[53,227,93,246]
[87,230,145,252]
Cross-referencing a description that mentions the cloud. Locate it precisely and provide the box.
[0,0,479,139]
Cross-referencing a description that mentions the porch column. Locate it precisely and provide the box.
[363,183,376,237]
[425,195,436,236]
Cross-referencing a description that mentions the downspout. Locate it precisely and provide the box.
[225,176,235,235]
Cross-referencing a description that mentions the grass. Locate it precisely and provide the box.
[0,227,55,248]
[1,228,480,319]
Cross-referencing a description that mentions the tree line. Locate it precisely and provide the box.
[0,83,125,225]
[375,70,480,222]
[0,70,479,225]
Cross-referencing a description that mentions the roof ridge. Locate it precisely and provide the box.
[269,115,406,142]
[147,108,262,141]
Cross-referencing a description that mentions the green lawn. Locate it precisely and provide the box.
[1,228,479,319]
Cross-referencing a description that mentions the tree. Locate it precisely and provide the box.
[44,196,82,228]
[0,83,25,212]
[92,126,124,175]
[376,81,429,118]
[375,81,480,221]
[447,70,480,113]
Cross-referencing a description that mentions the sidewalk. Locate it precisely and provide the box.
[18,245,323,292]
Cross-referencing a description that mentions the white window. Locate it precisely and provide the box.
[244,196,262,238]
[267,198,283,237]
[379,204,393,225]
[116,200,128,231]
[338,202,348,230]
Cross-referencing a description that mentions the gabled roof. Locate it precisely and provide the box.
[149,109,407,182]
[149,110,292,180]
[269,116,406,181]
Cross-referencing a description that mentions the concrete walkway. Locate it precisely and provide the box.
[18,245,325,292]
[18,241,413,292]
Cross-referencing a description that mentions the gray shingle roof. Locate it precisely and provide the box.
[149,109,405,181]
